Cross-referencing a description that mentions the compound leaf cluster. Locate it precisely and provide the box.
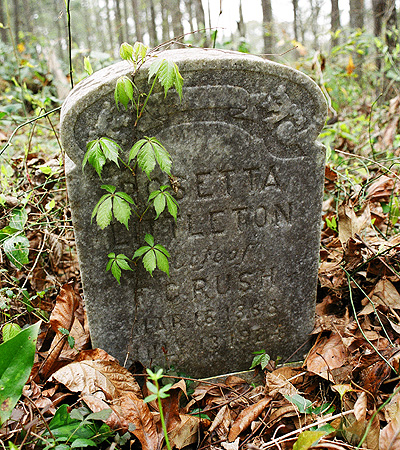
[133,234,170,277]
[83,138,121,178]
[129,136,172,178]
[91,185,135,230]
[148,186,178,220]
[106,253,133,284]
[148,58,183,100]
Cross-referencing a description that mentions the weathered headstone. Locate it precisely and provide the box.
[61,49,327,377]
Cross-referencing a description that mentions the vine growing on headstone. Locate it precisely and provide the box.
[82,42,183,283]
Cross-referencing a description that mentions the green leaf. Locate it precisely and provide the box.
[100,184,116,194]
[82,140,106,178]
[137,141,157,178]
[111,262,122,284]
[0,321,41,425]
[3,233,30,269]
[133,246,151,259]
[153,192,166,219]
[71,438,96,448]
[148,59,183,100]
[98,138,120,167]
[107,254,131,284]
[166,194,178,221]
[9,208,28,231]
[155,249,169,276]
[113,195,132,230]
[154,244,170,258]
[116,191,135,204]
[146,381,158,394]
[84,57,93,76]
[293,430,327,450]
[144,233,154,246]
[96,197,113,229]
[143,249,157,276]
[284,394,313,414]
[115,76,134,109]
[133,41,148,63]
[67,335,75,349]
[83,138,120,178]
[250,350,270,370]
[2,323,21,342]
[152,139,172,175]
[86,409,112,421]
[144,394,157,403]
[119,42,134,61]
[128,139,146,162]
[91,194,111,221]
[115,254,132,271]
[129,137,172,178]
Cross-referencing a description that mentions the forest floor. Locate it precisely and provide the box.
[1,87,400,449]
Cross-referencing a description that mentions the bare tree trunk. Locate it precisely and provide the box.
[372,0,398,68]
[0,0,8,43]
[105,0,116,53]
[93,0,108,52]
[21,0,33,34]
[114,0,125,44]
[261,0,274,54]
[292,0,299,41]
[147,0,158,47]
[238,0,245,37]
[193,0,208,45]
[160,0,171,42]
[309,0,322,49]
[385,0,398,53]
[349,0,364,29]
[331,0,341,47]
[184,0,195,34]
[123,0,130,42]
[13,0,20,42]
[80,0,94,51]
[169,0,184,38]
[52,0,64,60]
[131,0,143,42]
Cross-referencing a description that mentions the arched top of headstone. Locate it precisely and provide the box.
[61,48,327,164]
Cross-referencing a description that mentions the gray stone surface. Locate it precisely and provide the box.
[61,48,327,377]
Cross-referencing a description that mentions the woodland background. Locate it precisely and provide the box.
[1,0,400,449]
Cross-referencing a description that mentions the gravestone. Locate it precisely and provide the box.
[61,49,327,377]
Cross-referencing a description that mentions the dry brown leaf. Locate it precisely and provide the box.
[338,200,370,244]
[265,371,298,398]
[361,278,400,313]
[380,415,400,450]
[82,394,122,429]
[380,391,400,450]
[227,397,271,442]
[208,404,232,439]
[160,379,187,433]
[383,392,400,422]
[51,360,142,399]
[222,437,239,450]
[367,175,395,202]
[168,414,200,449]
[354,392,367,422]
[50,283,80,333]
[74,348,118,362]
[36,283,83,381]
[115,394,159,450]
[306,333,348,381]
